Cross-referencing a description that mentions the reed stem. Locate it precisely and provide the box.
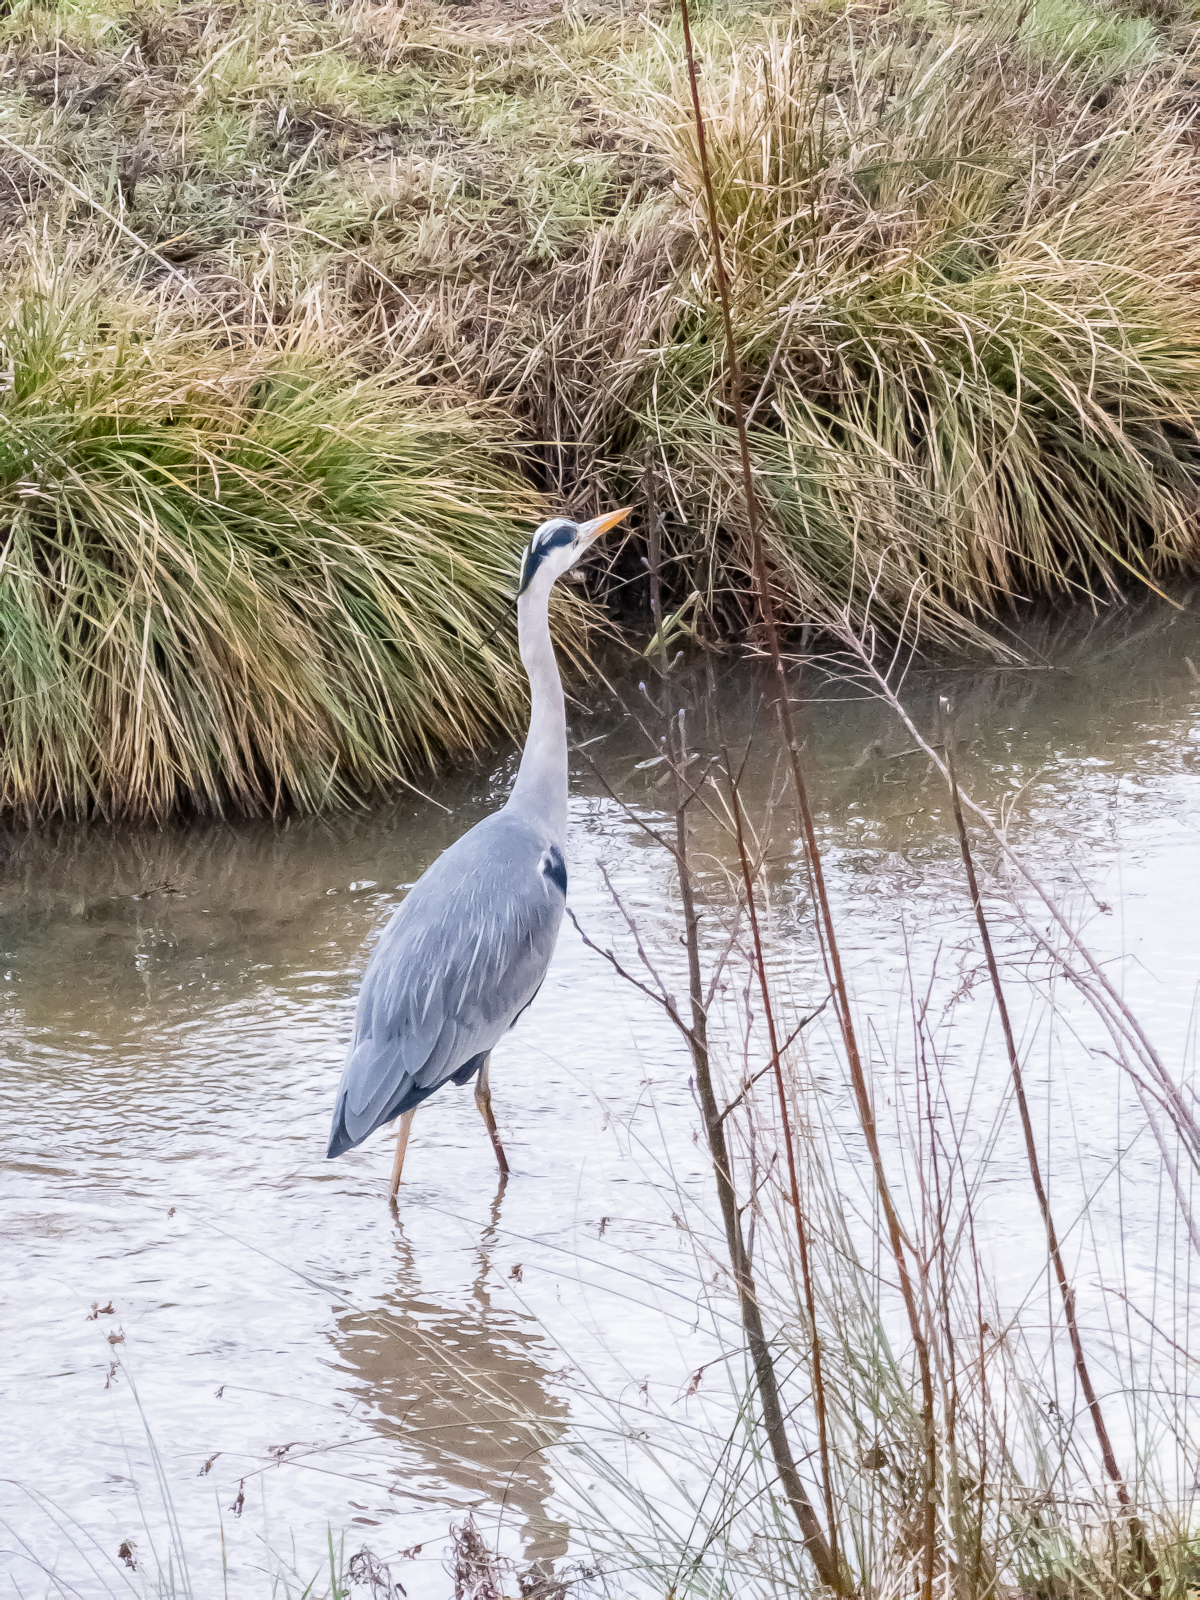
[724,759,841,1575]
[672,720,844,1592]
[675,1,937,1590]
[941,706,1159,1595]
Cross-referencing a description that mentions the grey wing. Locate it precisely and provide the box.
[327,820,565,1157]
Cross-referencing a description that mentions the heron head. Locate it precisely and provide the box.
[517,507,632,597]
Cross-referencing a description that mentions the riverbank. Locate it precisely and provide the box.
[2,0,1199,818]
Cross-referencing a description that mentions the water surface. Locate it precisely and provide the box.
[3,600,1198,1596]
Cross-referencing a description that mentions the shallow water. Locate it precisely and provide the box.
[3,600,1198,1597]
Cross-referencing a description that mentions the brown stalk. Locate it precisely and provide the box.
[674,2,938,1593]
[839,629,1200,1256]
[723,754,840,1575]
[845,636,1200,1170]
[668,720,844,1593]
[644,450,666,672]
[940,709,1160,1595]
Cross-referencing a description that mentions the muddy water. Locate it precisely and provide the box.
[2,601,1198,1597]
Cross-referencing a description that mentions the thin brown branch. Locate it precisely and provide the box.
[668,718,844,1592]
[673,0,937,1584]
[844,631,1200,1168]
[723,759,840,1569]
[941,704,1159,1593]
[718,996,832,1127]
[566,906,688,1037]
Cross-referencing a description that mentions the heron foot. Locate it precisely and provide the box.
[389,1109,416,1198]
[474,1056,510,1177]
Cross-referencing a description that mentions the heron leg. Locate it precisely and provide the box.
[389,1109,417,1198]
[474,1055,510,1177]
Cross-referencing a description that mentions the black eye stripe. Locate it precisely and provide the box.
[517,520,576,594]
[538,524,575,551]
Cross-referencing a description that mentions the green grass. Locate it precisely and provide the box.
[0,0,1198,817]
[1019,0,1162,69]
[0,258,550,822]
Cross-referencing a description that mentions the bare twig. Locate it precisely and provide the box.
[723,758,840,1569]
[566,906,685,1032]
[668,713,843,1591]
[941,700,1159,1592]
[718,996,832,1127]
[673,0,937,1585]
[844,630,1200,1169]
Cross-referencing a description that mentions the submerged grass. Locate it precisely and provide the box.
[1,0,1199,814]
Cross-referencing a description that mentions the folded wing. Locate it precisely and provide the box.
[327,813,565,1157]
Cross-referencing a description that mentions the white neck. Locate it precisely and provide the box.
[506,569,567,839]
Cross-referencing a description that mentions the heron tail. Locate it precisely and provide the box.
[326,1094,357,1159]
[326,1070,458,1159]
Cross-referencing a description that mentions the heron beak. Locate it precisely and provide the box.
[576,506,633,546]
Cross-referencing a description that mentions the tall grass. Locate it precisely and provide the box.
[567,15,1200,642]
[2,0,1199,808]
[0,256,558,822]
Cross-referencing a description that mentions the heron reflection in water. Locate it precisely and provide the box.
[332,1188,570,1565]
[327,508,631,1194]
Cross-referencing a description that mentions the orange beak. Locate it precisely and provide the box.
[576,506,633,546]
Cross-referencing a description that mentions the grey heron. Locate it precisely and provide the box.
[326,505,632,1195]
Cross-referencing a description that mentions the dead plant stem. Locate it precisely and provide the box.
[671,720,843,1592]
[845,639,1199,1168]
[941,714,1159,1594]
[675,1,937,1591]
[723,755,840,1575]
[644,451,667,674]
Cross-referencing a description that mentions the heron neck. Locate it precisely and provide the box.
[507,574,567,838]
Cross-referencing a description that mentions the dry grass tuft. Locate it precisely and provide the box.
[2,0,1199,815]
[0,252,552,822]
[524,9,1200,646]
[638,19,1200,639]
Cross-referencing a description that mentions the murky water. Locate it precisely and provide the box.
[3,600,1198,1597]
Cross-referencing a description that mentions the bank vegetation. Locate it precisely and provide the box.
[2,0,1199,818]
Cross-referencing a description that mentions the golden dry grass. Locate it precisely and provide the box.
[1,0,1198,815]
[0,251,562,821]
